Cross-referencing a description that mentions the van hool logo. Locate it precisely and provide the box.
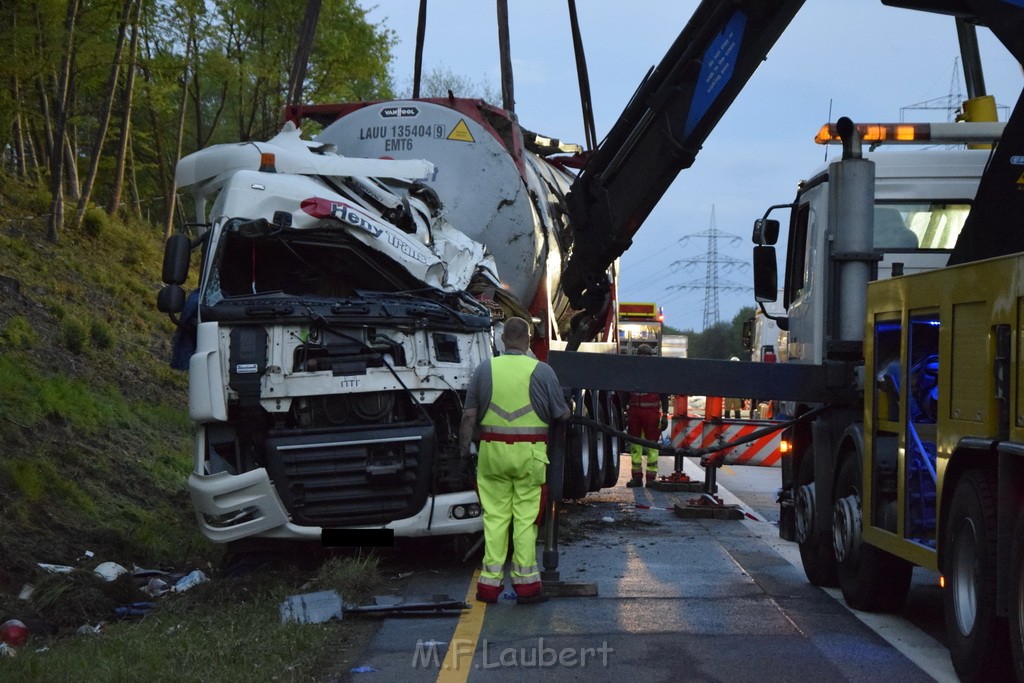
[380,106,419,118]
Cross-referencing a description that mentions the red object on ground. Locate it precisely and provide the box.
[0,619,29,647]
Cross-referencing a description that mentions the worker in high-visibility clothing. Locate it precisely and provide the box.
[459,317,569,605]
[624,344,668,487]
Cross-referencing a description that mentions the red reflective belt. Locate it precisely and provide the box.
[479,432,549,444]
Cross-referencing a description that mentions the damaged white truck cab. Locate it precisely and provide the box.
[160,122,522,542]
[159,98,611,544]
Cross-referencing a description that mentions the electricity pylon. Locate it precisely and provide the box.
[667,205,749,330]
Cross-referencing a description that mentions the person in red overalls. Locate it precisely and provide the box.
[624,344,668,487]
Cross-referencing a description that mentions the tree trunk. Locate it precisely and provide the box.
[33,7,53,168]
[164,12,195,240]
[64,116,80,201]
[48,0,80,243]
[127,133,141,217]
[11,76,27,177]
[74,0,133,229]
[190,23,203,151]
[36,76,53,167]
[106,0,141,216]
[140,23,170,229]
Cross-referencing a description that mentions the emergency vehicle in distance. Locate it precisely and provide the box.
[617,302,665,355]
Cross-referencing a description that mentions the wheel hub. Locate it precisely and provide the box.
[795,483,815,543]
[952,517,979,636]
[833,493,861,563]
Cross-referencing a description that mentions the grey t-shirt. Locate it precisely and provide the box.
[465,350,569,424]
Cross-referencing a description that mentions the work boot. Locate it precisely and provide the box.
[626,476,643,488]
[645,473,658,487]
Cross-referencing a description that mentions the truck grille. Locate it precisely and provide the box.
[263,423,436,527]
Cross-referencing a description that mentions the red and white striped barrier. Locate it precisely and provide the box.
[671,416,783,467]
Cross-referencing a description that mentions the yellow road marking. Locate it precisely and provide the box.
[436,568,486,682]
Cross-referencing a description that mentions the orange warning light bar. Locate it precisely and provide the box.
[815,123,924,144]
[814,121,1004,146]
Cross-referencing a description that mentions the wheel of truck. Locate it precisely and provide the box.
[832,453,912,612]
[587,390,607,492]
[562,390,591,500]
[795,448,839,587]
[942,468,1011,680]
[602,392,623,487]
[1010,506,1024,680]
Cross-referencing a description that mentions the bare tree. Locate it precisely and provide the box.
[74,0,134,229]
[47,0,80,243]
[163,8,195,240]
[107,0,142,215]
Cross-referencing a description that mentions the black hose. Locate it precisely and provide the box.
[566,404,831,462]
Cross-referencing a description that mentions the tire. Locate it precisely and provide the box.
[602,392,623,488]
[943,469,1011,681]
[1010,506,1024,681]
[562,390,590,500]
[833,454,912,612]
[795,447,839,587]
[587,391,607,492]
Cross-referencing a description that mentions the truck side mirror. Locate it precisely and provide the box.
[752,218,780,245]
[162,234,192,285]
[157,284,186,314]
[753,245,778,302]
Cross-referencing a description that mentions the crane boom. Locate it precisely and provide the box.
[561,0,1024,346]
[562,0,806,327]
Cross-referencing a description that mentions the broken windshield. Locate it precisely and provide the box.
[203,223,421,305]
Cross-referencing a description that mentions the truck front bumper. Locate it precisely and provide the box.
[188,468,483,543]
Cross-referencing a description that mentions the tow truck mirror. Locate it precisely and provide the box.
[752,218,780,245]
[162,234,191,285]
[753,245,778,302]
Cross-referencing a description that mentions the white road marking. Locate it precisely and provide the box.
[678,457,958,683]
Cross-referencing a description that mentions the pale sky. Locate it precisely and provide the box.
[358,0,1024,332]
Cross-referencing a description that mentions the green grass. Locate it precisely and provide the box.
[0,174,386,677]
[1,556,385,682]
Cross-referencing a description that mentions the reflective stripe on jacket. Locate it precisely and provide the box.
[479,355,547,442]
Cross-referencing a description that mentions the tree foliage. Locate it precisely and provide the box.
[0,0,397,241]
[401,64,500,104]
[681,306,756,359]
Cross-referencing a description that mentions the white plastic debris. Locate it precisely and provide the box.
[94,562,128,582]
[0,642,15,657]
[144,578,170,597]
[17,584,34,601]
[280,590,343,624]
[172,570,209,593]
[76,624,103,636]
[37,563,74,574]
[601,516,615,523]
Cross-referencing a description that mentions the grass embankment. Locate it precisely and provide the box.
[0,176,383,680]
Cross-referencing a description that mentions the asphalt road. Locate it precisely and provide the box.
[338,457,957,682]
